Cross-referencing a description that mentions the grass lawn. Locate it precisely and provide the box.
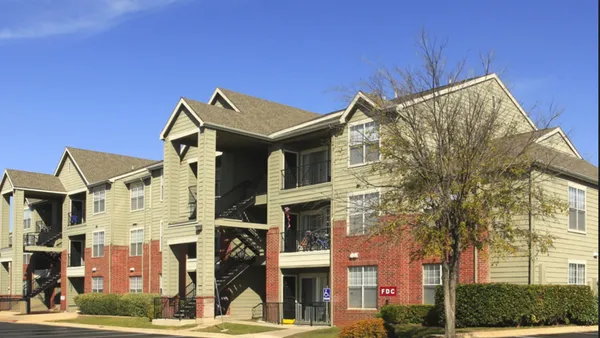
[286,327,340,338]
[55,316,197,330]
[196,323,284,335]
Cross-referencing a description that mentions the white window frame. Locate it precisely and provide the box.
[568,184,586,234]
[568,259,587,285]
[348,118,381,168]
[160,172,164,202]
[23,209,32,230]
[347,266,378,310]
[92,277,104,293]
[130,228,144,257]
[93,186,106,214]
[129,276,143,293]
[423,264,443,304]
[159,220,163,252]
[130,182,145,212]
[92,230,105,258]
[347,189,380,235]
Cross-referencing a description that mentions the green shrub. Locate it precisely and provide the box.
[378,304,436,325]
[338,318,388,338]
[74,293,160,319]
[434,283,598,328]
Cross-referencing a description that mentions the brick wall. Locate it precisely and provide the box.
[331,220,489,326]
[77,241,162,296]
[60,250,67,311]
[265,227,279,302]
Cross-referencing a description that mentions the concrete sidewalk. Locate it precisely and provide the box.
[0,311,323,337]
[470,325,598,337]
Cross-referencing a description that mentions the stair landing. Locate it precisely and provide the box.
[214,219,269,230]
[24,246,62,253]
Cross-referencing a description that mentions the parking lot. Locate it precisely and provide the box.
[0,322,186,338]
[0,321,596,337]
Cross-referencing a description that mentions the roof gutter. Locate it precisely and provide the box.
[535,163,598,185]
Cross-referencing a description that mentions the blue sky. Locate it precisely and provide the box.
[0,0,597,175]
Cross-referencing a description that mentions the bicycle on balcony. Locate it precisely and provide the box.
[298,229,329,251]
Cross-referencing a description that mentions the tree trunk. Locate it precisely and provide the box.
[443,261,458,338]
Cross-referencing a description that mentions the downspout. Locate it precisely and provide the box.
[528,169,533,285]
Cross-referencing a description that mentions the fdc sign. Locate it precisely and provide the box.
[379,286,396,296]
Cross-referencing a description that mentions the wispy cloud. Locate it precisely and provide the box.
[0,0,181,40]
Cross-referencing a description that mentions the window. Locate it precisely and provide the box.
[23,253,32,265]
[423,264,442,305]
[568,187,585,232]
[159,221,163,252]
[348,192,379,235]
[92,277,104,293]
[129,276,142,293]
[348,266,377,309]
[130,182,144,211]
[130,228,144,256]
[93,187,106,214]
[23,209,32,229]
[568,262,586,285]
[92,231,104,257]
[349,121,379,166]
[160,173,164,202]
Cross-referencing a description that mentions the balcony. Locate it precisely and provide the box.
[67,254,85,277]
[281,227,330,253]
[281,161,330,190]
[68,212,84,226]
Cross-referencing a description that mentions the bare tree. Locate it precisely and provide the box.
[343,31,566,338]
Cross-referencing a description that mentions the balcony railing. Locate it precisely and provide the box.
[189,186,197,220]
[68,254,84,267]
[281,227,330,253]
[281,161,330,190]
[255,302,330,326]
[35,221,51,233]
[68,212,84,225]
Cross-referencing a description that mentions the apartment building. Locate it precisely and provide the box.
[0,147,164,312]
[0,73,597,326]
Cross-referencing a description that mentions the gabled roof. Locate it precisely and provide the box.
[534,127,582,159]
[54,147,159,185]
[499,130,597,184]
[3,169,66,193]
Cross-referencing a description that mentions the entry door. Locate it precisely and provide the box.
[283,151,299,189]
[300,275,328,323]
[284,214,298,252]
[282,276,296,320]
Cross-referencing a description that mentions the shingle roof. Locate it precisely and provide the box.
[66,147,159,184]
[498,130,597,183]
[5,169,66,192]
[214,88,322,135]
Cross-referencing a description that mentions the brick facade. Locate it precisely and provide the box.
[265,227,280,303]
[331,220,489,326]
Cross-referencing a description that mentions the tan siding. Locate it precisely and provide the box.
[0,175,13,194]
[534,174,598,285]
[537,133,578,157]
[228,266,265,319]
[58,157,87,192]
[168,109,199,137]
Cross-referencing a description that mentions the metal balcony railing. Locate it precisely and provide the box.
[68,254,84,267]
[281,227,330,253]
[281,161,330,190]
[68,212,84,225]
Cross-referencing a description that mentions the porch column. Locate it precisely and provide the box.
[266,145,283,303]
[196,127,216,321]
[164,138,181,224]
[0,193,10,249]
[10,190,25,298]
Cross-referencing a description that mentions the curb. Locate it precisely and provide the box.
[426,325,598,338]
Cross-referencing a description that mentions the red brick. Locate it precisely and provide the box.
[265,227,280,303]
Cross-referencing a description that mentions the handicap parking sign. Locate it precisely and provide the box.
[323,287,331,302]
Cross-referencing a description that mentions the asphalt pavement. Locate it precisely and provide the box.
[0,321,596,337]
[0,322,184,337]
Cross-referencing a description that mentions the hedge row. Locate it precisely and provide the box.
[74,293,159,319]
[338,318,388,338]
[378,304,436,325]
[434,284,598,327]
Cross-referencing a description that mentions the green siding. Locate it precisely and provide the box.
[58,156,87,192]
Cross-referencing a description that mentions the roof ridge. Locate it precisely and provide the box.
[217,87,321,117]
[66,146,159,162]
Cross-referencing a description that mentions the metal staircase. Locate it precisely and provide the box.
[173,282,196,319]
[22,270,61,300]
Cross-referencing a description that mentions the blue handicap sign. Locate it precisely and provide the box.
[323,287,331,302]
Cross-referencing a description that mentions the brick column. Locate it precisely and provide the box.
[266,227,280,302]
[60,250,67,311]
